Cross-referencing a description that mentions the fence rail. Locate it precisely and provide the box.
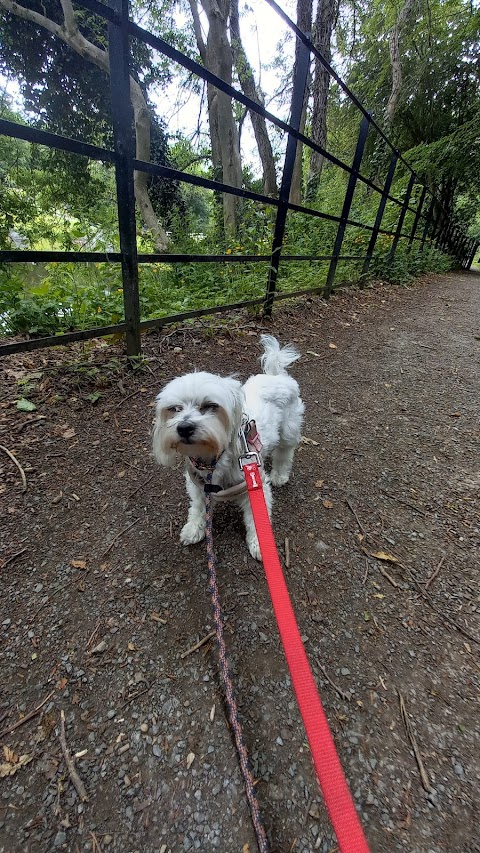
[0,0,478,358]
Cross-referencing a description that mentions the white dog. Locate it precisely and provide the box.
[152,335,304,559]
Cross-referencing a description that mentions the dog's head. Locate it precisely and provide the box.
[152,372,244,467]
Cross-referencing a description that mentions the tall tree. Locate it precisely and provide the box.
[188,0,243,237]
[289,0,312,206]
[386,0,418,122]
[230,0,277,196]
[306,0,339,198]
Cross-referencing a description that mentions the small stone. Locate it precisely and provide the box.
[107,710,116,719]
[103,836,113,847]
[54,830,67,847]
[140,723,148,734]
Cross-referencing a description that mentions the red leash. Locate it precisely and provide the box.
[243,461,370,853]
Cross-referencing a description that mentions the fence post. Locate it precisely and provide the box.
[263,38,310,317]
[387,171,416,263]
[407,184,426,251]
[467,240,478,269]
[108,0,141,356]
[324,113,370,297]
[419,195,435,252]
[361,151,398,279]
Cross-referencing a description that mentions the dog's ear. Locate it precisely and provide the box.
[152,411,176,467]
[224,377,244,436]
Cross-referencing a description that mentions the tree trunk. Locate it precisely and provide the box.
[289,0,312,206]
[0,0,169,250]
[386,0,417,123]
[230,0,277,196]
[306,0,339,200]
[190,0,243,238]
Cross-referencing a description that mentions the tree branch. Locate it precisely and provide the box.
[188,0,207,65]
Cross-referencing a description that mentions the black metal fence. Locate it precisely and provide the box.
[0,0,478,358]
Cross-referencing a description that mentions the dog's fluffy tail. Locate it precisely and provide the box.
[259,334,300,376]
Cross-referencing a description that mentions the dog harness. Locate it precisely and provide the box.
[188,418,262,501]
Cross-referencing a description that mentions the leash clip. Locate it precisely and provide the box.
[238,416,260,470]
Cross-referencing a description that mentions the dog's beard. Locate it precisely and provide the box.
[153,415,231,466]
[169,433,222,460]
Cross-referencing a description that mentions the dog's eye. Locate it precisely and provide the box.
[200,402,219,414]
[167,405,183,414]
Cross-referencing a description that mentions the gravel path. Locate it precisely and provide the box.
[1,270,479,853]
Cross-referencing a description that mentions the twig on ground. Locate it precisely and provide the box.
[0,444,27,492]
[0,708,11,726]
[85,620,102,652]
[363,559,369,584]
[402,563,479,644]
[284,537,290,569]
[1,548,27,569]
[14,416,47,434]
[119,685,152,711]
[59,709,88,802]
[381,490,427,517]
[378,564,399,588]
[319,665,350,702]
[181,630,216,659]
[102,518,140,556]
[128,472,154,499]
[425,555,445,590]
[397,690,431,791]
[0,689,55,739]
[89,832,103,853]
[345,498,367,535]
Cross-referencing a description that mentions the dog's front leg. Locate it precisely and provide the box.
[180,473,207,546]
[239,478,272,561]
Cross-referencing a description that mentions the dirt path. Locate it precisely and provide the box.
[1,271,479,853]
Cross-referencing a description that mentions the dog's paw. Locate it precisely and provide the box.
[269,471,290,487]
[180,521,205,546]
[246,533,262,561]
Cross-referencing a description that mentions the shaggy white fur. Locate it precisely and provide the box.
[152,335,304,559]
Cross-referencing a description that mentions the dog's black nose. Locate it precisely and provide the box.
[177,421,196,441]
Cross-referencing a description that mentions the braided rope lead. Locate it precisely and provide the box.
[205,473,269,853]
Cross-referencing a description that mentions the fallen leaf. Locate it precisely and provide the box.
[370,550,399,564]
[243,845,250,853]
[127,642,136,651]
[117,470,126,478]
[70,558,87,569]
[373,593,385,599]
[86,392,101,404]
[16,398,37,412]
[328,342,338,349]
[71,493,80,502]
[322,499,333,509]
[186,751,195,769]
[210,704,215,722]
[314,479,324,488]
[62,427,76,439]
[0,751,33,778]
[57,677,68,689]
[306,350,322,357]
[3,746,15,763]
[449,412,461,418]
[364,611,371,622]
